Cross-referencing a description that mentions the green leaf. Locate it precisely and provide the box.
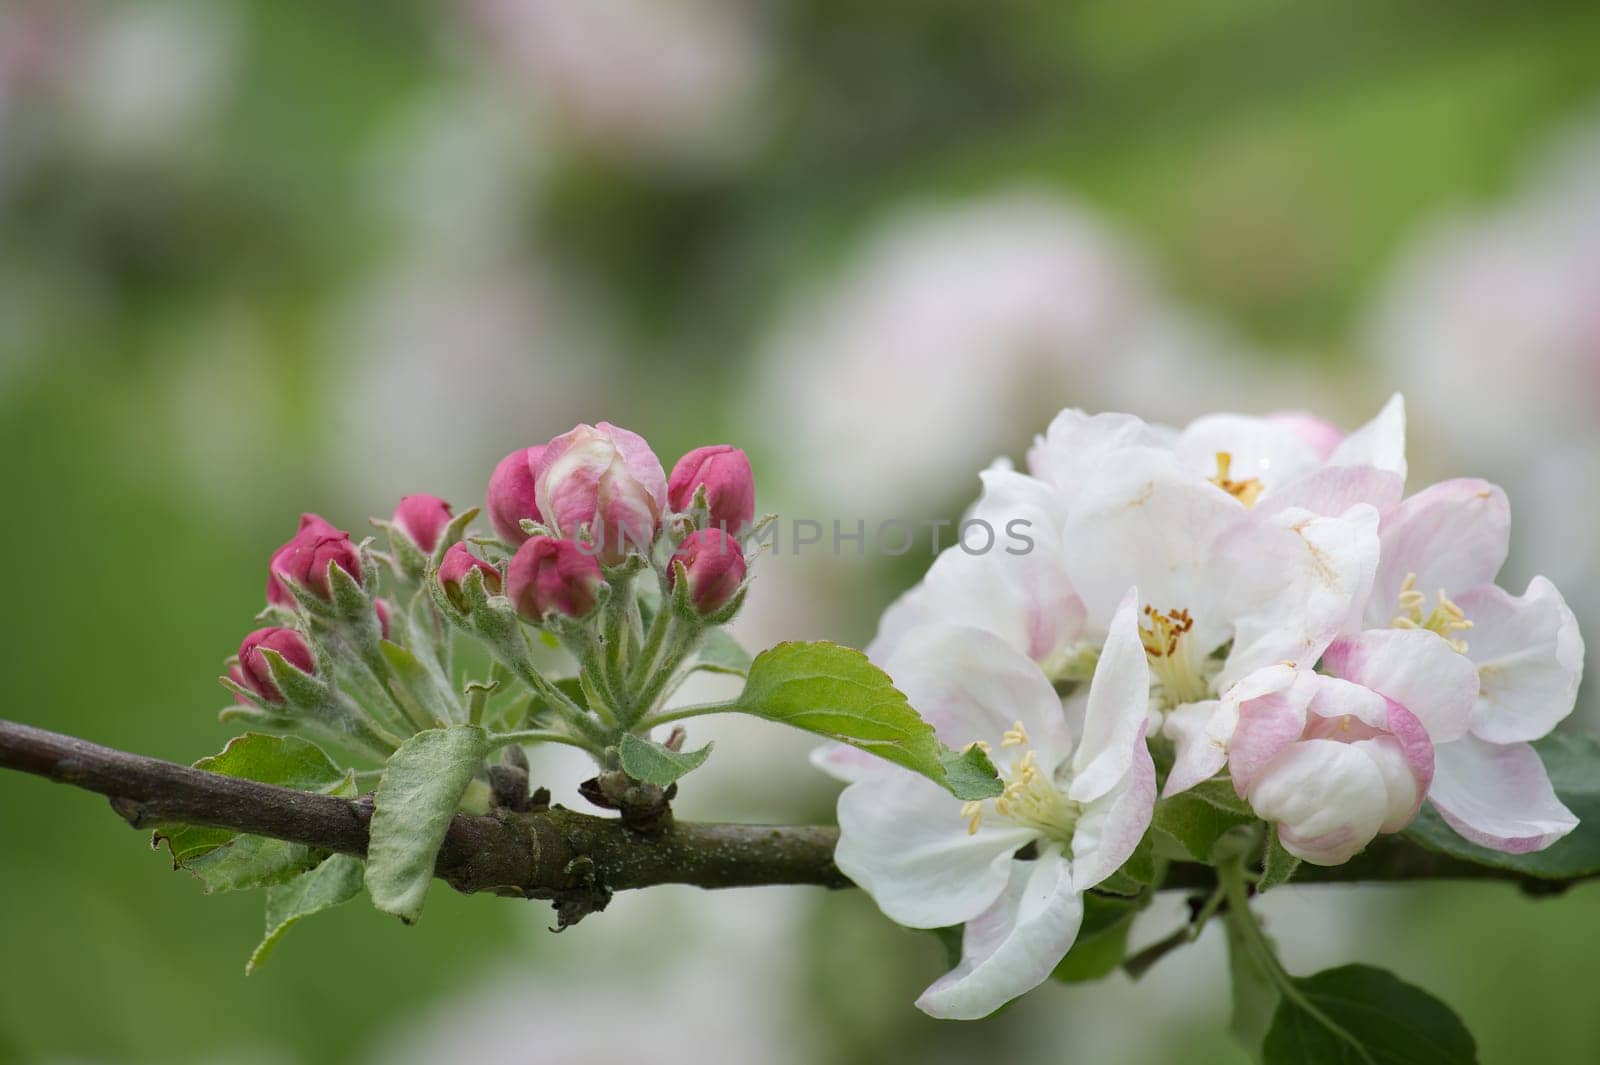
[379,639,454,728]
[1153,791,1255,864]
[1225,909,1280,1059]
[691,628,753,677]
[1259,828,1301,892]
[1263,965,1478,1065]
[1185,777,1256,818]
[730,641,1001,800]
[938,744,1003,800]
[364,725,488,922]
[618,733,713,786]
[155,734,355,893]
[1096,832,1157,896]
[246,853,365,974]
[1052,893,1143,983]
[1404,732,1600,879]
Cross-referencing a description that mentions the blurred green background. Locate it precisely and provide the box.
[4,1,1600,1062]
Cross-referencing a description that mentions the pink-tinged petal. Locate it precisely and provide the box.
[1071,731,1157,887]
[916,847,1082,1020]
[1162,699,1226,797]
[1348,735,1424,834]
[1429,736,1577,854]
[1069,589,1151,802]
[1454,577,1585,744]
[1259,466,1404,521]
[865,582,934,666]
[1226,672,1318,797]
[1061,448,1241,645]
[597,420,668,510]
[1322,629,1477,743]
[1246,739,1390,865]
[1328,392,1406,480]
[1175,412,1321,492]
[835,771,1036,929]
[1026,409,1170,502]
[1214,504,1379,687]
[809,741,897,784]
[1270,411,1346,461]
[885,624,1074,768]
[1371,478,1510,625]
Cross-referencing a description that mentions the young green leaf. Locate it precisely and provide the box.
[1152,791,1255,864]
[1263,964,1478,1064]
[364,725,488,923]
[730,641,1001,800]
[618,733,713,786]
[1052,893,1144,983]
[246,853,365,974]
[1405,732,1600,880]
[691,628,753,677]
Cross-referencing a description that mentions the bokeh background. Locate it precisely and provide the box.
[3,1,1600,1062]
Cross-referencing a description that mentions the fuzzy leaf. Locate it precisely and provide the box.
[1153,791,1255,864]
[247,853,365,974]
[1262,964,1477,1064]
[691,628,754,677]
[364,726,488,922]
[1404,732,1600,880]
[731,641,1001,800]
[1259,828,1301,892]
[618,733,713,786]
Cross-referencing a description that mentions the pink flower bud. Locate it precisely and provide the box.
[668,445,756,534]
[271,521,362,603]
[227,664,252,705]
[374,597,393,641]
[438,542,503,610]
[485,445,547,545]
[535,422,666,565]
[392,494,454,554]
[506,536,604,619]
[669,528,747,615]
[238,627,314,704]
[266,513,338,606]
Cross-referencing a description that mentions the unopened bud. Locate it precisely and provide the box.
[486,445,546,545]
[438,542,503,611]
[669,528,746,615]
[668,445,755,534]
[506,536,604,620]
[238,627,314,704]
[535,422,666,565]
[392,494,453,554]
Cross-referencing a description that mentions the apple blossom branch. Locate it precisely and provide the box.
[0,718,1583,905]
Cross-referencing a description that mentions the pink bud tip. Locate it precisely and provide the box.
[267,514,361,605]
[668,445,756,534]
[670,528,747,615]
[535,422,667,565]
[438,542,503,610]
[486,446,546,545]
[238,627,314,704]
[374,597,393,642]
[506,536,604,620]
[392,494,454,554]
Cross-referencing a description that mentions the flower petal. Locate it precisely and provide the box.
[1454,576,1585,744]
[915,847,1083,1020]
[1224,669,1318,797]
[1321,629,1477,743]
[1260,466,1404,520]
[1027,409,1171,502]
[1328,392,1406,479]
[1071,732,1157,887]
[835,771,1037,929]
[885,623,1075,769]
[1175,412,1322,492]
[1069,589,1152,802]
[1246,739,1391,865]
[1429,736,1578,854]
[1162,699,1227,797]
[1371,478,1510,625]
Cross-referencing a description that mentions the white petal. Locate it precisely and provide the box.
[1429,736,1577,854]
[835,771,1036,929]
[1026,409,1169,503]
[1455,577,1585,744]
[810,741,896,784]
[1223,668,1319,797]
[1246,739,1390,865]
[884,624,1075,768]
[1214,504,1379,687]
[1321,629,1477,743]
[1175,412,1321,492]
[1328,392,1406,480]
[1349,735,1425,834]
[865,581,935,666]
[1071,736,1157,887]
[1370,478,1510,626]
[915,847,1083,1020]
[1162,699,1227,797]
[1069,589,1152,802]
[1259,466,1404,520]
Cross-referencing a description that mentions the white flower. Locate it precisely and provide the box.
[820,593,1155,1019]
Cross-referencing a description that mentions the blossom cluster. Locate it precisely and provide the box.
[221,422,758,763]
[818,396,1584,1019]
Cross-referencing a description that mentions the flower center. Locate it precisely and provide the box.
[1140,605,1213,707]
[1210,451,1264,509]
[960,722,1080,843]
[1390,573,1472,654]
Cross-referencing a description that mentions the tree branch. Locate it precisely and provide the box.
[0,719,1587,914]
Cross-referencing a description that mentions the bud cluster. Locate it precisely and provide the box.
[219,421,761,800]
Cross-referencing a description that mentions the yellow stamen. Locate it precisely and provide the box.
[1140,605,1211,706]
[961,800,984,835]
[1390,573,1473,653]
[1211,451,1264,509]
[1001,721,1030,747]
